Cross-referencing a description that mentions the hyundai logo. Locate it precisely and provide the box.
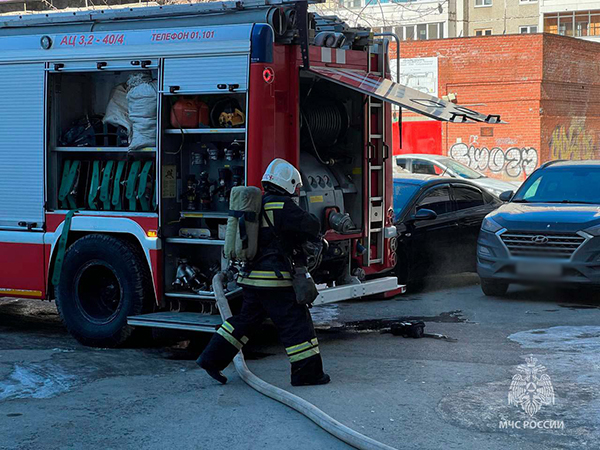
[532,235,549,244]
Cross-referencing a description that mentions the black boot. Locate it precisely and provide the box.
[196,357,228,385]
[291,373,331,387]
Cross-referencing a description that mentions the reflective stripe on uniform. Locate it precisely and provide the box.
[289,347,320,363]
[264,202,284,211]
[261,211,275,228]
[241,336,249,344]
[286,338,318,355]
[221,321,235,334]
[237,270,294,288]
[237,277,293,288]
[246,270,292,279]
[286,338,319,362]
[217,326,243,350]
[262,202,284,227]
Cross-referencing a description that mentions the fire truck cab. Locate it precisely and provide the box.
[0,0,501,346]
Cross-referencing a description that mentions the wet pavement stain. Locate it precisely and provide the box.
[342,310,470,332]
[313,311,469,339]
[558,304,600,310]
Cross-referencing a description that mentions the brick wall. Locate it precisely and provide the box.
[541,34,600,166]
[394,33,600,183]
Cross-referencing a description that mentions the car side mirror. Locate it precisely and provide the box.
[412,209,438,221]
[499,190,514,202]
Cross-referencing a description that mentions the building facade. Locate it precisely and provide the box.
[540,0,600,42]
[396,34,600,182]
[313,0,465,40]
[468,0,539,36]
[315,0,545,39]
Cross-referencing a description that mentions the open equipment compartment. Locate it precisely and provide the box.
[46,61,159,213]
[159,55,248,304]
[299,70,366,233]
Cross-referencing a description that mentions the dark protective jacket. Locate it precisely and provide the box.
[237,193,320,288]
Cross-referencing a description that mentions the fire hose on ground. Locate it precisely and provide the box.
[212,272,399,450]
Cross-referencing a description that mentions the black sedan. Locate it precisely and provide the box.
[393,174,501,290]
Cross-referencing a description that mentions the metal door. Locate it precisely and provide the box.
[162,55,248,95]
[0,63,45,230]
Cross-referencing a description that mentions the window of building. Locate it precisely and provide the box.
[475,29,493,36]
[475,0,492,6]
[428,23,439,39]
[591,12,600,36]
[519,25,538,34]
[399,23,444,41]
[544,15,558,34]
[519,0,537,3]
[544,11,600,37]
[559,15,574,36]
[576,13,589,36]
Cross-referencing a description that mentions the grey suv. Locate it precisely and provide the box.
[477,160,600,296]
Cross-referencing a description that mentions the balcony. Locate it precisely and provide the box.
[544,10,600,42]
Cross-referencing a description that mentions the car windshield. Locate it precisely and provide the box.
[393,182,420,218]
[513,166,600,204]
[439,158,486,180]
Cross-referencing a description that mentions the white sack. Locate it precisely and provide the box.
[127,73,157,151]
[103,83,132,136]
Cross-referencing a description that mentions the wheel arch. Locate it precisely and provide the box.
[46,217,159,305]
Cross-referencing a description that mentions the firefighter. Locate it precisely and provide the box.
[197,158,330,387]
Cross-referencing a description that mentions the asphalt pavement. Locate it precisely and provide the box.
[1,274,599,450]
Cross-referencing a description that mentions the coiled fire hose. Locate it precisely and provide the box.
[212,272,399,450]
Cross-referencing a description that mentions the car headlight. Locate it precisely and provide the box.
[481,217,503,233]
[583,224,600,236]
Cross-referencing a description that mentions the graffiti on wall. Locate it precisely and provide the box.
[549,121,598,161]
[449,135,538,179]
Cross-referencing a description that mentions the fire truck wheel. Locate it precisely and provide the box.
[56,234,151,347]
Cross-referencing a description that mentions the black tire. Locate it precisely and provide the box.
[480,278,509,297]
[56,234,151,347]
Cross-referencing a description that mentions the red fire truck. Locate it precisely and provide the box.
[0,0,501,346]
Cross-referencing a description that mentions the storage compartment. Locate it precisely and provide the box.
[298,72,365,233]
[160,93,247,239]
[53,154,156,212]
[164,242,226,297]
[159,90,247,302]
[47,67,159,212]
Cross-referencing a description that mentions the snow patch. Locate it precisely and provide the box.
[0,363,76,401]
[310,304,341,327]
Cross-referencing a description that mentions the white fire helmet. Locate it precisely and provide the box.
[261,158,303,195]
